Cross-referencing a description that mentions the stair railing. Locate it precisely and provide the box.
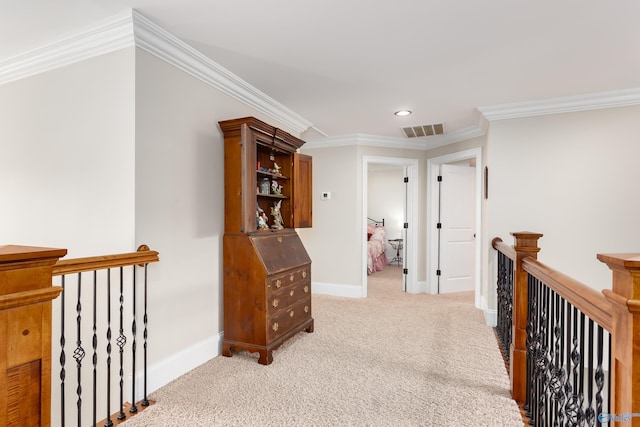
[493,232,640,426]
[51,244,159,427]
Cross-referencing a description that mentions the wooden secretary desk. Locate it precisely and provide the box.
[219,117,313,365]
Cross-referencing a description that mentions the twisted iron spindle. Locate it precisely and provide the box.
[74,272,86,427]
[60,275,66,427]
[117,267,127,421]
[142,262,149,407]
[595,327,605,424]
[130,266,138,414]
[105,269,113,427]
[524,273,537,421]
[585,319,595,426]
[92,270,98,427]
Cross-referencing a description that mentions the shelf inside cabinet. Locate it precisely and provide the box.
[257,193,289,199]
[257,170,290,180]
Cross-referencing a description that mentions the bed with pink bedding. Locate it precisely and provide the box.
[367,218,387,274]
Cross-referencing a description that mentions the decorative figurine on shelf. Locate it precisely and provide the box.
[256,205,269,230]
[273,162,281,175]
[270,200,284,229]
[271,180,283,195]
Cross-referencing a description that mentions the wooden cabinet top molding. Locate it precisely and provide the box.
[219,116,306,152]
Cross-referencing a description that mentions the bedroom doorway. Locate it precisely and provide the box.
[363,156,418,297]
[426,148,483,308]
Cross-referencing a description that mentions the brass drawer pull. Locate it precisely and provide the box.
[272,298,279,308]
[277,236,282,243]
[272,322,279,332]
[304,306,309,313]
[289,290,294,297]
[304,285,309,293]
[289,274,294,282]
[302,270,307,279]
[275,279,281,288]
[289,310,294,318]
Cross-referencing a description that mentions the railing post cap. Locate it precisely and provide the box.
[597,253,640,271]
[0,244,67,264]
[510,231,544,240]
[510,232,543,254]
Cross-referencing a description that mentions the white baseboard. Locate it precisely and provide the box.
[313,281,363,298]
[410,280,429,294]
[134,332,223,401]
[484,309,497,327]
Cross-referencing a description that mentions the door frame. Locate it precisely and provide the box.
[426,148,482,308]
[362,156,419,296]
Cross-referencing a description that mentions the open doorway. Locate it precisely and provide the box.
[426,148,483,308]
[362,156,418,297]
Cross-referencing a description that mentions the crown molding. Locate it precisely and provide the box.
[0,9,313,135]
[478,87,640,121]
[304,123,485,150]
[130,10,313,134]
[0,10,134,85]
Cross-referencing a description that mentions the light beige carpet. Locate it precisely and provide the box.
[122,265,523,426]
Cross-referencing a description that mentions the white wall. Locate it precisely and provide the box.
[487,105,640,294]
[297,145,362,293]
[0,48,136,256]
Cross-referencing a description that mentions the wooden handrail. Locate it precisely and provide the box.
[492,237,516,260]
[522,257,613,332]
[52,245,159,276]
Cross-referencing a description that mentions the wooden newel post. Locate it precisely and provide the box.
[598,253,640,426]
[510,231,543,403]
[0,245,67,426]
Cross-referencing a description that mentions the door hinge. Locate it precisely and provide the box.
[403,223,409,229]
[437,175,442,182]
[436,269,441,276]
[403,268,408,275]
[437,223,442,229]
[404,177,409,183]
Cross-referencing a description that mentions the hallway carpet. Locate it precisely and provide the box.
[122,265,523,426]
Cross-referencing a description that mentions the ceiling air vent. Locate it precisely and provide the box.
[402,123,445,139]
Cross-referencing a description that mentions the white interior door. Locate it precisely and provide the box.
[439,164,476,293]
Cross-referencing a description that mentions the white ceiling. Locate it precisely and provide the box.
[2,0,639,141]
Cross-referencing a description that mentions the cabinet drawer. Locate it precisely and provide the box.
[268,281,311,314]
[268,297,312,341]
[267,267,310,293]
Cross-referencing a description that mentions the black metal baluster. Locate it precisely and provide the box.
[595,327,605,427]
[92,270,98,427]
[60,275,66,427]
[142,263,149,407]
[546,287,556,426]
[130,265,138,414]
[117,267,127,421]
[607,332,612,418]
[531,277,541,427]
[586,319,595,426]
[579,312,586,424]
[506,256,513,361]
[74,272,86,427]
[524,273,534,421]
[566,305,584,425]
[105,269,113,427]
[553,295,567,425]
[538,281,550,427]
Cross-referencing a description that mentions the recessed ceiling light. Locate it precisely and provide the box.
[394,110,412,117]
